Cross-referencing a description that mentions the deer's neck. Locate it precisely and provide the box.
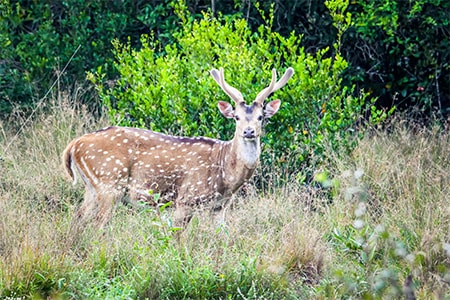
[219,137,261,193]
[233,137,261,169]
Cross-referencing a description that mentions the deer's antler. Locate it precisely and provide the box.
[255,67,294,104]
[210,68,244,104]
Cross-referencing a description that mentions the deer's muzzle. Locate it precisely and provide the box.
[243,127,256,139]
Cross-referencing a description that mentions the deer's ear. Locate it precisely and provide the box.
[264,99,281,118]
[218,101,235,118]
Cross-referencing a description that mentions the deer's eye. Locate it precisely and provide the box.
[258,115,263,121]
[234,115,240,121]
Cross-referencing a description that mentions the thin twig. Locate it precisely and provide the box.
[4,45,81,152]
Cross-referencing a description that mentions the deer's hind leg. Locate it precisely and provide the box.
[71,187,123,231]
[67,187,99,245]
[71,188,98,228]
[93,189,125,229]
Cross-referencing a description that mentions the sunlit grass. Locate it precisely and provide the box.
[0,93,449,299]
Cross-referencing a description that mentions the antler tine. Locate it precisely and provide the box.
[254,69,277,104]
[255,67,295,104]
[210,67,244,103]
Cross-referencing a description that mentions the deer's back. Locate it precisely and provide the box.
[71,126,230,205]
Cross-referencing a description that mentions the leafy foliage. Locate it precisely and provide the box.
[344,0,450,116]
[1,0,448,120]
[90,0,388,179]
[0,0,179,116]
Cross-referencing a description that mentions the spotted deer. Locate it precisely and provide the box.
[62,67,294,228]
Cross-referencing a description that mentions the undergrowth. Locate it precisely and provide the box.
[0,94,449,299]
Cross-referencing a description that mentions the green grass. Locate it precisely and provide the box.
[0,93,449,299]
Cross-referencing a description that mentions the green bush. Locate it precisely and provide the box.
[2,0,448,121]
[90,0,388,180]
[0,0,179,117]
[344,0,450,116]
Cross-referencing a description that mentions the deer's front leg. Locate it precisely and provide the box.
[173,202,193,228]
[210,194,233,227]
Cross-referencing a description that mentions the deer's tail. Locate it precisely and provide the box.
[62,139,77,185]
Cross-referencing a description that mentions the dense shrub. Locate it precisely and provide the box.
[344,0,450,116]
[0,0,179,116]
[207,0,450,117]
[89,0,389,180]
[1,0,448,120]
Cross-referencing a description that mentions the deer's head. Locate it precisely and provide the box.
[210,67,294,142]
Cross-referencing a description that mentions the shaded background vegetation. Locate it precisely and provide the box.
[1,0,449,119]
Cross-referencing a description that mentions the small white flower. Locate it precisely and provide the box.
[443,242,450,257]
[405,253,415,263]
[395,244,407,257]
[374,224,385,233]
[353,219,365,229]
[342,170,352,178]
[355,202,367,217]
[354,168,364,180]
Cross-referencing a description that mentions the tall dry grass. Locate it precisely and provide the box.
[0,92,107,297]
[0,94,328,298]
[322,118,450,298]
[0,93,449,298]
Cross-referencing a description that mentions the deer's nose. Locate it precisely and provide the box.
[243,127,256,139]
